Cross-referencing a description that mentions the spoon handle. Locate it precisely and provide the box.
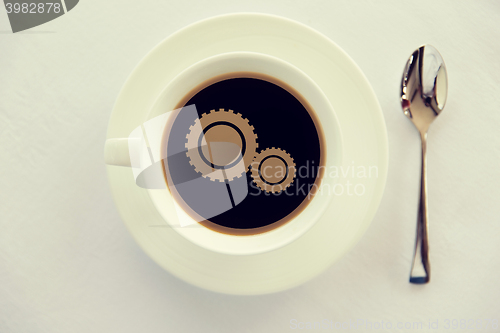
[410,133,430,284]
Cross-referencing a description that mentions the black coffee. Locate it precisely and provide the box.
[162,72,325,235]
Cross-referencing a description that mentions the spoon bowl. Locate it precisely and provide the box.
[401,45,448,134]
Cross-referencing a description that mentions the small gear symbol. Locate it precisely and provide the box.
[185,108,258,182]
[250,147,296,193]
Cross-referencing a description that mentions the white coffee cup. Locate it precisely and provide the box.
[104,52,342,255]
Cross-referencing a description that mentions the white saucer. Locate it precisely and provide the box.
[106,13,388,295]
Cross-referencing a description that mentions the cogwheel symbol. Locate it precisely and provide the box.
[185,108,258,182]
[250,147,296,193]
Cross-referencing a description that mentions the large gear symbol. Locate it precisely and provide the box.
[250,147,296,193]
[185,108,258,182]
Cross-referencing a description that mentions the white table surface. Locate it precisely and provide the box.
[1,1,499,332]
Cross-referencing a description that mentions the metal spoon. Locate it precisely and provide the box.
[400,45,448,284]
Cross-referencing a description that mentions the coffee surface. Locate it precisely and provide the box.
[164,73,325,235]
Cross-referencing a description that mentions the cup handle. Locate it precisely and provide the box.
[104,138,131,167]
